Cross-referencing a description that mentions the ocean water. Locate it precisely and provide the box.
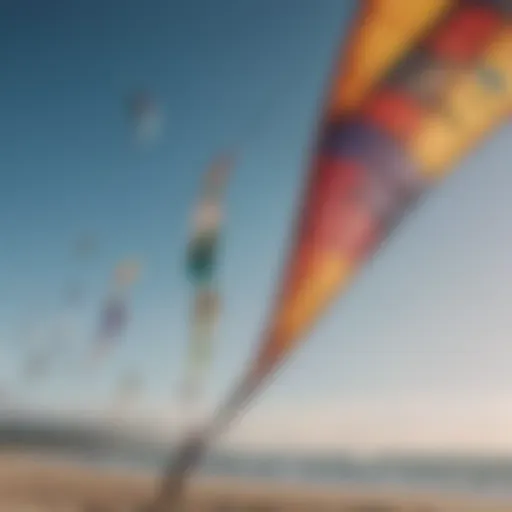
[201,452,512,500]
[32,445,512,501]
[2,421,512,501]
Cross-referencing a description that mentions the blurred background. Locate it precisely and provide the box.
[1,0,512,508]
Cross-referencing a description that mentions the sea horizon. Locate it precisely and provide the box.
[2,417,512,502]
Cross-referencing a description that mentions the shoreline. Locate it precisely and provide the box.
[0,451,511,510]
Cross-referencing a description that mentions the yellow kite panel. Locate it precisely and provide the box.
[330,0,454,116]
[256,253,354,371]
[411,26,512,178]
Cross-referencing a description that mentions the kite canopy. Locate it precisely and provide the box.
[128,90,162,145]
[180,153,233,407]
[151,0,512,508]
[248,0,512,381]
[185,154,232,286]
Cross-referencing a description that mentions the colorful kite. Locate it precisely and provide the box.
[186,154,231,285]
[235,0,512,402]
[181,154,232,403]
[152,0,512,507]
[92,259,141,361]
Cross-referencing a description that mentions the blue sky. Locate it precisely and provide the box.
[2,0,512,452]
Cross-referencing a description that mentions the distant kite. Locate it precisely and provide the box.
[114,258,142,288]
[97,295,128,344]
[181,154,233,403]
[91,258,141,361]
[128,90,163,145]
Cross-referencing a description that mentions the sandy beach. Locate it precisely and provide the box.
[0,452,510,511]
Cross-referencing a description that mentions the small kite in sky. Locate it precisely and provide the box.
[181,154,233,404]
[128,90,163,146]
[114,258,142,289]
[96,295,129,345]
[91,258,141,362]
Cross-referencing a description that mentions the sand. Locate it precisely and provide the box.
[0,451,510,511]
